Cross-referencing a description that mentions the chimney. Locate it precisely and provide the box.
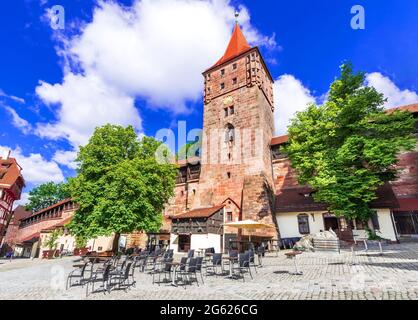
[1,149,11,160]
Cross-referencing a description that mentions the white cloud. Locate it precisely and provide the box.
[273,74,315,135]
[0,145,64,184]
[0,89,25,104]
[68,0,275,110]
[52,149,78,170]
[35,0,275,148]
[13,192,29,210]
[3,106,32,134]
[365,72,418,108]
[36,73,141,148]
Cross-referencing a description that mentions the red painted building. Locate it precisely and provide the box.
[0,150,25,247]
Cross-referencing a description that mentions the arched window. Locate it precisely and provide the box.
[297,214,310,234]
[225,123,235,143]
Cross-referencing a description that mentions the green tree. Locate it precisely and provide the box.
[285,63,416,223]
[25,182,71,212]
[67,125,178,251]
[43,229,62,251]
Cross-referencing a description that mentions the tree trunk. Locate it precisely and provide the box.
[112,233,121,253]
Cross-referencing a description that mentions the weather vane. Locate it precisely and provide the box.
[235,10,239,24]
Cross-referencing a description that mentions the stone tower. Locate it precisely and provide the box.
[195,21,277,239]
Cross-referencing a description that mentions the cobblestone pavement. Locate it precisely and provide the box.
[1,243,418,300]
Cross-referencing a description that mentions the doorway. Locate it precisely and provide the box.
[322,213,353,241]
[178,234,191,252]
[394,211,418,235]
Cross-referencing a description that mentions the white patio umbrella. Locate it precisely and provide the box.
[223,219,274,242]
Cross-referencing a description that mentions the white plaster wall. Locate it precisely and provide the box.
[170,234,179,253]
[191,233,221,253]
[87,235,114,252]
[276,211,325,238]
[376,208,397,241]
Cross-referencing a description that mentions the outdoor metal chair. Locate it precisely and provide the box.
[177,257,199,288]
[205,253,224,276]
[108,262,133,292]
[187,249,195,258]
[66,261,90,289]
[85,263,112,297]
[136,251,149,272]
[232,252,253,282]
[153,258,173,285]
[195,256,205,284]
[257,246,265,266]
[248,249,258,273]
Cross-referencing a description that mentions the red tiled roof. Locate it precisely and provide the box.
[271,135,289,146]
[170,205,224,219]
[386,103,418,114]
[27,198,73,218]
[20,232,40,244]
[9,205,32,225]
[177,156,201,168]
[0,157,24,189]
[210,23,251,70]
[275,184,399,213]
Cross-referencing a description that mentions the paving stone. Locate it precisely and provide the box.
[0,243,418,300]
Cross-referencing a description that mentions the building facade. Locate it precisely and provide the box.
[2,198,114,258]
[165,22,279,253]
[0,150,25,247]
[162,23,418,252]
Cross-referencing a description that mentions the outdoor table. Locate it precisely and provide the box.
[167,261,180,287]
[285,251,303,275]
[223,256,238,279]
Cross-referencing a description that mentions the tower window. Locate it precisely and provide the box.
[229,106,234,115]
[220,83,225,90]
[297,214,310,234]
[232,78,237,85]
[220,69,225,76]
[232,63,237,70]
[225,124,235,142]
[227,172,231,179]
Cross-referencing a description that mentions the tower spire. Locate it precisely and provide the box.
[208,14,251,69]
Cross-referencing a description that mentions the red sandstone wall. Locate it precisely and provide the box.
[15,209,74,244]
[391,147,418,199]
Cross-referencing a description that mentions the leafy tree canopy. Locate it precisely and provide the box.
[68,125,178,242]
[176,133,202,161]
[25,181,71,212]
[285,63,416,221]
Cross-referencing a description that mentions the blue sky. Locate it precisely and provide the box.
[1,0,417,203]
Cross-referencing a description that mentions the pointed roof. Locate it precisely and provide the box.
[211,23,251,69]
